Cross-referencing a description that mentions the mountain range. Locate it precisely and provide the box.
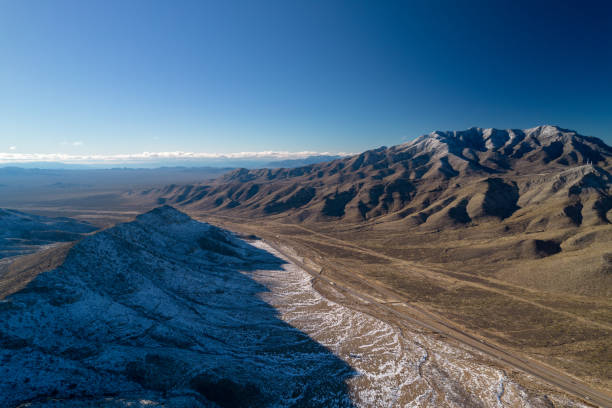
[1,125,611,398]
[127,126,612,298]
[145,125,611,227]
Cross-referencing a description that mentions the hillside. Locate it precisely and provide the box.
[7,127,609,396]
[0,205,587,407]
[0,209,97,259]
[0,206,355,406]
[147,125,611,225]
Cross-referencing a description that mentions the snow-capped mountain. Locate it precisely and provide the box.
[140,125,611,227]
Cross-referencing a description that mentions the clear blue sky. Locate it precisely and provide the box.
[1,0,611,159]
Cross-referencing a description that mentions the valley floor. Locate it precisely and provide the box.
[247,241,597,407]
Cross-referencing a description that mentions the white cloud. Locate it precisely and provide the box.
[0,150,352,164]
[72,141,83,146]
[9,146,16,150]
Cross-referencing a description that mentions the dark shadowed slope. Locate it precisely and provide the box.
[0,206,356,407]
[0,209,97,259]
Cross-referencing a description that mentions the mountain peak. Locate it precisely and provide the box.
[135,205,192,225]
[404,125,591,154]
[527,124,566,132]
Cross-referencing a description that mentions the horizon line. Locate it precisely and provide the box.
[0,150,355,164]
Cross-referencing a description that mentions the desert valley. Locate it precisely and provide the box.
[1,126,611,407]
[2,2,611,406]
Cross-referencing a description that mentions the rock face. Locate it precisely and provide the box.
[0,206,355,407]
[140,125,611,229]
[0,209,97,259]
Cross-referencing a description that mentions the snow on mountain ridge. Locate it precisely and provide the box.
[403,125,576,149]
[0,206,358,407]
[135,204,193,225]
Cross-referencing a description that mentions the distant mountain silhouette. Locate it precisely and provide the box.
[265,155,343,168]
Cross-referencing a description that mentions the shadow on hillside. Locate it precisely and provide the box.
[0,213,358,407]
[183,236,359,407]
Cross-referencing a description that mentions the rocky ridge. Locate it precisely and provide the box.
[141,126,611,229]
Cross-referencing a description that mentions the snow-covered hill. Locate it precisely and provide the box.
[0,206,355,407]
[0,209,97,259]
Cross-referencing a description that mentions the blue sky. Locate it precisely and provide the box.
[1,0,611,162]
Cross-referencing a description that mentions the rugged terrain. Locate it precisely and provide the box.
[0,206,593,407]
[130,126,612,396]
[0,208,97,259]
[1,207,353,406]
[144,126,612,299]
[2,126,610,404]
[147,126,611,230]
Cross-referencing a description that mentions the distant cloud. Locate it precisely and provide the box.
[72,141,83,146]
[0,150,352,164]
[9,146,16,150]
